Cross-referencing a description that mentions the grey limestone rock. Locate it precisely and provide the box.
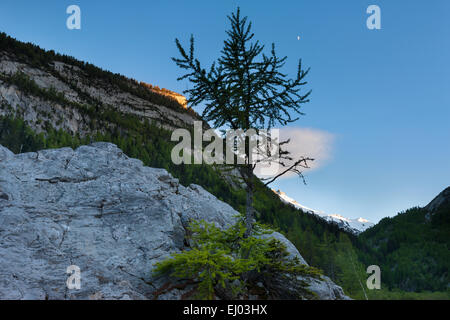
[0,143,349,300]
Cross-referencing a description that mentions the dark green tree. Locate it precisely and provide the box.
[173,8,312,237]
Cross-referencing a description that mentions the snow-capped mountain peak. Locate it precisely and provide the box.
[273,190,374,234]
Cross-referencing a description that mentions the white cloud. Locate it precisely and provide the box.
[254,127,335,179]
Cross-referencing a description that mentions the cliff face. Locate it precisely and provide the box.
[425,187,450,214]
[0,143,348,300]
[0,47,198,137]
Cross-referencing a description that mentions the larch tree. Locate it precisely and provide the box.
[172,7,313,237]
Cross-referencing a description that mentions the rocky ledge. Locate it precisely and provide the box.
[0,143,349,300]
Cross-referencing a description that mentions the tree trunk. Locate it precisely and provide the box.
[244,164,254,238]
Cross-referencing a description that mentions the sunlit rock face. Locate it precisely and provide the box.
[141,82,188,109]
[0,143,349,300]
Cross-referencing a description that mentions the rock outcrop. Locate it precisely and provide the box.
[273,189,374,235]
[425,187,450,214]
[0,143,349,300]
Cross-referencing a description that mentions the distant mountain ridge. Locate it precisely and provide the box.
[0,32,198,138]
[273,190,374,234]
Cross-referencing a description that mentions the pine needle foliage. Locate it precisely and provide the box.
[153,219,322,299]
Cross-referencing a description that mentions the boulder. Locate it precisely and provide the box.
[0,143,349,300]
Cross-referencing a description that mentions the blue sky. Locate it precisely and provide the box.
[1,1,449,222]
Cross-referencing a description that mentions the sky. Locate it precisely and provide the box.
[0,0,449,223]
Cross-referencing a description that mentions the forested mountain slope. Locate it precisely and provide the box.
[358,188,450,293]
